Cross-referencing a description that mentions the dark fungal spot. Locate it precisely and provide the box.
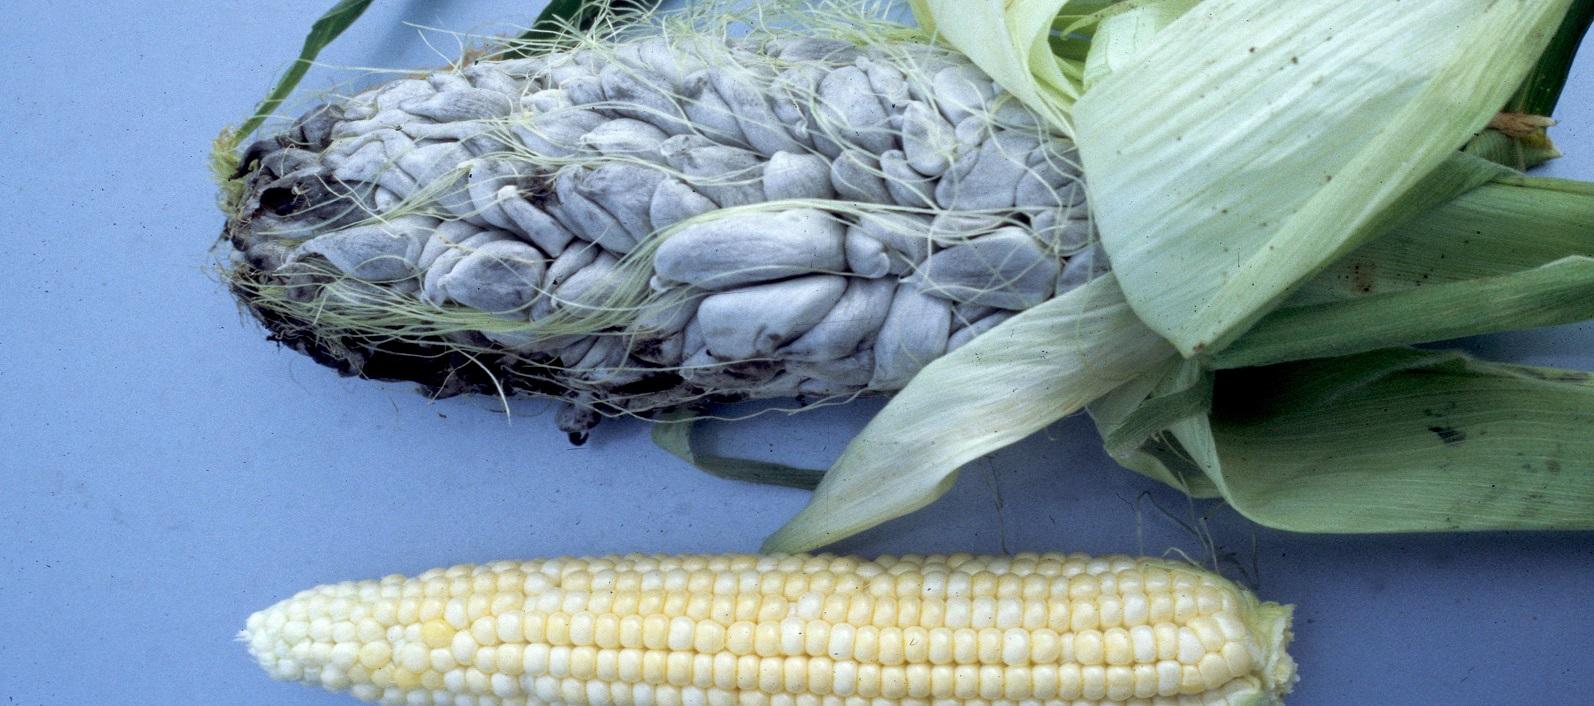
[258,187,300,216]
[1349,259,1377,294]
[1428,426,1467,446]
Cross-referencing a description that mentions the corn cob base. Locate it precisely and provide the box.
[243,553,1297,706]
[220,10,1103,440]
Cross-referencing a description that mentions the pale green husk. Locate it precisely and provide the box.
[1215,170,1594,368]
[1074,0,1572,356]
[907,0,1084,135]
[766,0,1594,550]
[1098,349,1594,533]
[764,275,1174,552]
[1089,171,1594,531]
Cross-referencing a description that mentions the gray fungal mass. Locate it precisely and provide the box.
[223,29,1107,441]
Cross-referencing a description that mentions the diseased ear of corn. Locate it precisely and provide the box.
[242,553,1297,705]
[222,15,1098,440]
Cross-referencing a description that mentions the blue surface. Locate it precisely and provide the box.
[1,3,1591,704]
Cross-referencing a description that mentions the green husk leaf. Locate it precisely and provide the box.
[1099,169,1594,510]
[1073,0,1572,356]
[1079,0,1199,89]
[1214,173,1594,366]
[1296,176,1594,303]
[1213,257,1594,369]
[762,275,1176,553]
[908,0,1085,135]
[231,0,376,149]
[1099,365,1210,459]
[1047,1,1126,63]
[651,413,826,491]
[1197,349,1594,532]
[508,0,662,55]
[1463,128,1564,172]
[1466,1,1593,168]
[1088,357,1224,498]
[1509,0,1594,115]
[1098,348,1594,532]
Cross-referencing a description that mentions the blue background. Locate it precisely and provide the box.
[1,2,1590,704]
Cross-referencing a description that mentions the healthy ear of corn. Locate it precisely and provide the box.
[222,9,1096,440]
[242,553,1296,705]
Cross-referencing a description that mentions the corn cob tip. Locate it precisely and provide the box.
[242,553,1295,705]
[1243,602,1295,703]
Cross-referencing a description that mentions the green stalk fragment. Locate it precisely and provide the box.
[651,412,825,490]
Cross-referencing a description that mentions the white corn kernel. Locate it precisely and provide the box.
[244,554,1294,705]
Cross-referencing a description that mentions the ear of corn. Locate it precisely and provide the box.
[242,553,1297,705]
[223,8,1097,439]
[219,1,1594,553]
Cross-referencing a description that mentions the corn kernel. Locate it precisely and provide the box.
[243,554,1293,705]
